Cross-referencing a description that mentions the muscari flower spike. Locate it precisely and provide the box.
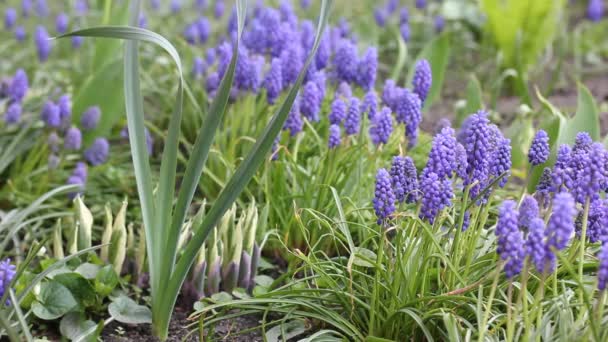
[0,259,16,302]
[519,195,539,230]
[9,69,28,103]
[4,102,21,124]
[374,7,388,27]
[336,82,352,99]
[423,126,457,180]
[64,127,82,150]
[4,8,17,30]
[400,7,409,23]
[551,144,572,192]
[461,110,492,197]
[571,142,607,204]
[328,124,341,149]
[394,89,422,148]
[400,23,410,42]
[300,81,322,122]
[412,59,432,104]
[526,217,548,273]
[58,95,72,122]
[489,136,512,188]
[496,200,525,278]
[535,167,553,207]
[264,57,283,105]
[373,168,396,225]
[369,106,393,146]
[334,39,358,83]
[41,100,60,127]
[529,129,550,166]
[420,172,453,224]
[545,192,576,273]
[81,106,101,131]
[56,12,68,34]
[35,25,51,62]
[434,16,445,33]
[328,97,347,125]
[363,90,378,120]
[344,97,361,136]
[356,47,378,91]
[283,96,304,137]
[15,26,26,42]
[390,156,419,204]
[84,138,110,166]
[588,0,604,22]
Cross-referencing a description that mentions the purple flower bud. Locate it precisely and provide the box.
[588,0,604,22]
[48,132,60,152]
[170,0,181,13]
[535,167,553,208]
[300,20,315,52]
[206,48,216,65]
[35,26,51,62]
[334,39,358,83]
[489,136,512,188]
[283,97,303,136]
[4,8,17,30]
[73,162,88,181]
[551,144,573,192]
[58,95,72,122]
[138,13,147,29]
[67,175,85,199]
[526,217,548,273]
[420,172,453,224]
[390,156,419,204]
[336,82,352,99]
[585,200,608,244]
[356,47,378,91]
[300,81,322,122]
[415,0,427,9]
[386,0,399,13]
[400,23,410,42]
[64,127,82,150]
[81,106,101,131]
[75,0,89,15]
[48,154,60,169]
[183,23,198,45]
[15,26,26,42]
[0,259,17,301]
[280,41,303,85]
[301,0,311,9]
[329,98,347,125]
[374,8,388,27]
[328,124,341,149]
[572,142,606,204]
[399,7,409,23]
[35,0,49,17]
[412,59,432,104]
[370,106,393,146]
[4,102,21,124]
[394,89,422,147]
[9,69,28,102]
[84,138,110,166]
[195,0,208,10]
[235,48,262,92]
[496,200,525,278]
[196,17,210,44]
[315,31,331,69]
[519,195,539,230]
[461,110,492,197]
[56,13,69,34]
[205,72,220,96]
[72,35,84,49]
[41,101,60,127]
[264,58,283,105]
[373,168,396,225]
[546,192,576,252]
[434,16,445,33]
[423,126,457,179]
[214,0,225,18]
[192,57,205,78]
[382,79,399,110]
[344,97,361,136]
[598,243,608,291]
[363,90,378,120]
[529,130,550,166]
[150,0,160,11]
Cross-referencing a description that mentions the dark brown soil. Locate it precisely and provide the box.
[102,307,264,342]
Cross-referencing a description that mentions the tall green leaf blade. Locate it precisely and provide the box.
[165,0,334,318]
[165,0,247,276]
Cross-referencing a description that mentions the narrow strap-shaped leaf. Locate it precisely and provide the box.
[163,0,334,315]
[165,0,247,277]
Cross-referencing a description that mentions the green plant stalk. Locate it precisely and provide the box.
[520,261,531,342]
[369,228,386,337]
[449,185,471,288]
[507,282,514,342]
[533,274,546,342]
[578,197,591,307]
[478,261,501,342]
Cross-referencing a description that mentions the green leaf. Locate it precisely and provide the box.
[94,265,119,297]
[60,312,98,342]
[352,247,378,268]
[75,263,101,280]
[108,296,152,324]
[406,32,450,109]
[265,320,308,342]
[32,282,78,320]
[54,272,97,308]
[458,75,483,126]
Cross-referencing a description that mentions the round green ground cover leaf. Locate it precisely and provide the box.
[108,296,152,324]
[60,312,98,342]
[54,272,97,308]
[265,320,309,342]
[94,265,119,297]
[32,281,79,320]
[75,263,101,280]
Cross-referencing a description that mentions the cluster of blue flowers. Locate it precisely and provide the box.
[373,113,510,225]
[37,94,110,198]
[0,259,16,303]
[588,0,604,22]
[373,0,444,42]
[1,69,29,124]
[3,1,86,52]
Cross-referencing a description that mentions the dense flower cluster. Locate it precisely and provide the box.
[0,259,16,302]
[369,106,393,146]
[528,129,549,166]
[373,168,396,225]
[496,200,525,278]
[2,69,28,124]
[390,156,418,204]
